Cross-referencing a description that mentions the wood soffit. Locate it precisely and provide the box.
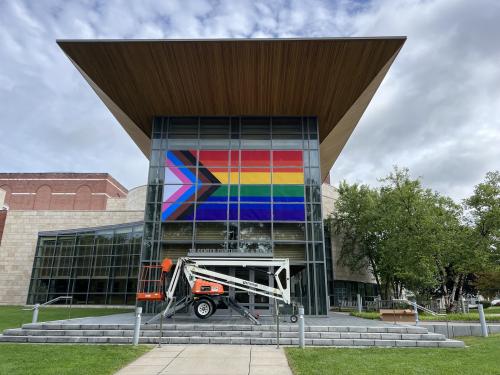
[57,38,405,172]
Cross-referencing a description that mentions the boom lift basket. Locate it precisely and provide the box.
[136,259,173,302]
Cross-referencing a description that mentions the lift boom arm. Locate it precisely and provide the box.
[161,257,291,318]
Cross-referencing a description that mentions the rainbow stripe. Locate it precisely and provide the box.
[162,150,305,221]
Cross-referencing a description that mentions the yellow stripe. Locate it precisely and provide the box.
[211,171,305,184]
[272,172,304,184]
[212,172,230,184]
[240,172,271,184]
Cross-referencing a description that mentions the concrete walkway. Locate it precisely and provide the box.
[115,345,293,375]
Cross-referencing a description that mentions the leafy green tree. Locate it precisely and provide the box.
[328,167,499,309]
[464,171,499,265]
[465,171,500,298]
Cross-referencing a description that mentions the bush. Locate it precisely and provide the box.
[481,301,492,309]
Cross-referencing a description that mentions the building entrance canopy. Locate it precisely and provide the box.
[58,37,405,180]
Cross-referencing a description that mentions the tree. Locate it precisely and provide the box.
[329,167,498,309]
[464,171,500,265]
[465,171,500,298]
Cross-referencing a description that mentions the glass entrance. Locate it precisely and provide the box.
[227,266,273,315]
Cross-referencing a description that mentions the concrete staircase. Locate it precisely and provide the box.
[0,323,464,347]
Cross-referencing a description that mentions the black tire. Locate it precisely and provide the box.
[290,314,298,323]
[193,299,214,319]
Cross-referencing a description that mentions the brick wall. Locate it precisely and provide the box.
[0,173,128,211]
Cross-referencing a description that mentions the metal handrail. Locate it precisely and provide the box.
[392,298,450,338]
[23,296,73,310]
[392,299,446,317]
[23,296,73,323]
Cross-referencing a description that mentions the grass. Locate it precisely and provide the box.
[286,334,500,375]
[0,305,132,332]
[350,311,500,322]
[485,306,500,313]
[0,344,151,375]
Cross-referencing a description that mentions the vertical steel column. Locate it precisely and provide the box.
[32,304,40,324]
[133,306,142,345]
[478,304,488,337]
[413,302,419,326]
[275,300,280,349]
[356,294,362,313]
[298,306,305,348]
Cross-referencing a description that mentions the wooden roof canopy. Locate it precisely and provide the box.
[57,38,405,180]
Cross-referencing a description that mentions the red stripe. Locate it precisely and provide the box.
[273,167,303,173]
[241,150,271,166]
[240,167,271,173]
[198,150,229,166]
[273,150,303,166]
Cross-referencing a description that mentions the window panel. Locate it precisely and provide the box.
[241,150,270,167]
[162,223,193,241]
[272,169,304,184]
[162,203,195,221]
[273,204,305,221]
[197,185,229,202]
[195,222,227,241]
[273,150,304,167]
[240,223,271,241]
[198,150,229,166]
[164,167,197,184]
[273,223,305,241]
[240,203,271,221]
[195,203,228,220]
[273,185,304,202]
[240,185,271,202]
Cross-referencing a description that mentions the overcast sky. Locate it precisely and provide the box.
[0,0,498,200]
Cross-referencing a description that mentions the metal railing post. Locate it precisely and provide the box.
[413,301,419,326]
[478,304,488,337]
[275,300,280,349]
[298,306,305,349]
[158,307,164,348]
[133,306,142,345]
[32,304,40,323]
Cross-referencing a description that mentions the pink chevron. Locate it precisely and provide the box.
[165,184,192,203]
[169,166,192,184]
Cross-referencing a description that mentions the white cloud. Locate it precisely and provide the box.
[0,0,498,200]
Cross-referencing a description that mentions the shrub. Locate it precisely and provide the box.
[481,301,492,309]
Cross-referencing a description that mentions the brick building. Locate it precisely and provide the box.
[0,173,145,305]
[0,173,127,211]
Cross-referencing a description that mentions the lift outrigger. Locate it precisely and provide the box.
[137,257,295,325]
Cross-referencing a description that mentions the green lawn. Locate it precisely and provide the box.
[0,305,132,332]
[286,334,500,375]
[350,311,500,322]
[486,306,500,313]
[0,344,151,375]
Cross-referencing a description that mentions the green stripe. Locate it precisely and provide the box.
[239,185,271,197]
[229,185,238,196]
[273,185,304,197]
[211,185,228,196]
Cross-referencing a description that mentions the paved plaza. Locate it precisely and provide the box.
[115,345,292,375]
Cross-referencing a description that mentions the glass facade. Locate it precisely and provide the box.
[27,222,143,305]
[143,117,328,315]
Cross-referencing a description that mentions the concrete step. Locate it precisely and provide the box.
[0,334,465,347]
[2,328,447,341]
[19,323,429,334]
[2,322,463,347]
